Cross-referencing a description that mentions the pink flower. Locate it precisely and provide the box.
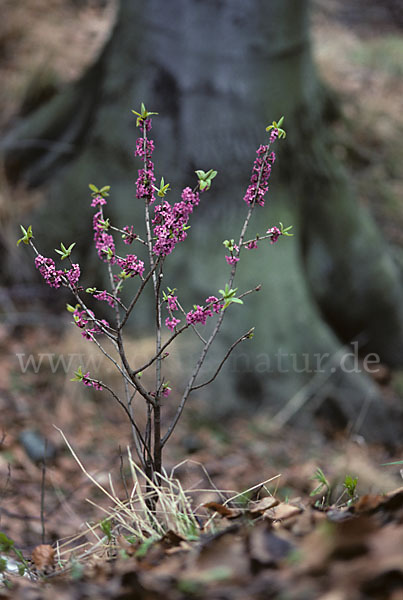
[116,254,144,278]
[137,117,152,132]
[35,255,64,288]
[122,225,136,245]
[73,308,110,340]
[153,188,201,257]
[91,195,107,208]
[246,240,258,250]
[82,372,92,386]
[93,290,116,308]
[167,295,179,311]
[205,295,223,313]
[82,372,103,390]
[134,138,155,158]
[186,305,212,326]
[269,128,279,143]
[93,210,116,263]
[66,264,80,288]
[243,146,276,207]
[165,316,181,331]
[135,130,156,204]
[225,255,240,266]
[267,226,281,244]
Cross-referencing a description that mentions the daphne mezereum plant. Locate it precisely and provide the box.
[17,105,292,486]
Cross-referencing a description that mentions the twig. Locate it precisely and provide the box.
[41,440,47,544]
[191,328,254,391]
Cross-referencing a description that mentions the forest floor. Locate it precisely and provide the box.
[1,1,403,598]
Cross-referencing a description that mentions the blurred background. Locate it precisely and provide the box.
[0,0,403,548]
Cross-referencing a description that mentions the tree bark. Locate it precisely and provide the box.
[3,0,403,443]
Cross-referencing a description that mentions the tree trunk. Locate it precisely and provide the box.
[3,0,403,443]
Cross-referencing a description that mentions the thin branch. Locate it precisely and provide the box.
[41,441,47,544]
[87,331,136,392]
[90,379,153,466]
[116,333,156,407]
[119,259,160,330]
[108,263,145,468]
[190,328,254,391]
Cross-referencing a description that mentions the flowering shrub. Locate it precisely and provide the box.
[17,105,292,484]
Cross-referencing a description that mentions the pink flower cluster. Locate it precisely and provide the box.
[93,210,116,263]
[116,254,145,278]
[35,255,80,289]
[246,240,258,250]
[165,293,181,331]
[91,195,143,280]
[165,316,181,332]
[73,307,109,340]
[82,372,103,391]
[135,138,155,158]
[93,290,116,308]
[67,264,80,287]
[135,122,156,204]
[123,225,136,245]
[167,295,179,311]
[267,226,281,244]
[269,128,279,143]
[205,296,223,313]
[186,295,223,326]
[138,117,152,132]
[225,255,240,266]
[35,255,64,288]
[152,187,200,257]
[91,195,107,208]
[243,145,276,207]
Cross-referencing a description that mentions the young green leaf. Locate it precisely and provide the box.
[17,225,33,246]
[71,366,85,382]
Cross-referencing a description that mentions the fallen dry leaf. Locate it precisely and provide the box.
[264,502,303,522]
[249,496,279,515]
[31,544,55,571]
[203,501,241,519]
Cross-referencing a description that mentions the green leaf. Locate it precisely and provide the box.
[132,104,158,125]
[310,484,325,497]
[0,532,15,552]
[135,536,158,558]
[89,184,99,193]
[222,239,235,250]
[66,303,79,313]
[86,288,96,294]
[71,366,84,382]
[55,241,76,260]
[100,519,113,541]
[343,475,358,499]
[17,225,33,246]
[99,218,110,231]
